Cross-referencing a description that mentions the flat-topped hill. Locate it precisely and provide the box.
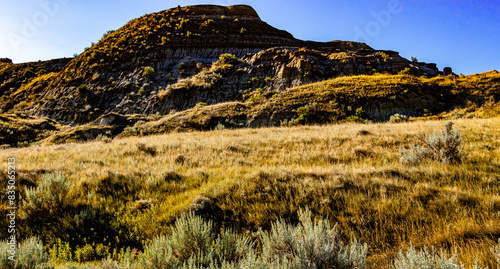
[175,4,261,19]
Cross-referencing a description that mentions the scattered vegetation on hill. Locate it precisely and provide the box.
[2,71,499,146]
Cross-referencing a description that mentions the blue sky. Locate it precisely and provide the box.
[0,0,498,75]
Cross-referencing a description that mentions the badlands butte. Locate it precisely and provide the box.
[0,4,499,146]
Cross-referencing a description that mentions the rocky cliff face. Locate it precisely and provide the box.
[0,4,441,124]
[141,46,440,116]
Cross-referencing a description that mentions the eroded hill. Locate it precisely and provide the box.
[1,5,440,124]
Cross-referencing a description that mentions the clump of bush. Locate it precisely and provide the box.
[392,245,463,269]
[217,53,241,65]
[142,66,155,79]
[390,113,409,123]
[248,93,264,104]
[138,212,255,268]
[23,173,70,214]
[95,134,112,143]
[400,121,464,165]
[260,208,368,268]
[0,236,52,269]
[399,67,416,76]
[214,122,225,130]
[137,208,367,268]
[122,126,138,136]
[74,243,110,263]
[136,142,157,156]
[348,107,368,123]
[295,105,312,124]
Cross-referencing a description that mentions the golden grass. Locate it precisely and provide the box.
[1,117,499,268]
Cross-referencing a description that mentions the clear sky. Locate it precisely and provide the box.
[0,0,498,75]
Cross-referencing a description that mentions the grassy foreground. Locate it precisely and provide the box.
[1,117,500,268]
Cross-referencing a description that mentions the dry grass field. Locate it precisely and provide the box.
[1,116,500,268]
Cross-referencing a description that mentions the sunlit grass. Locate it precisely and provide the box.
[1,117,499,268]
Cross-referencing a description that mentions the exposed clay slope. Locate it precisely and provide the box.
[0,5,441,124]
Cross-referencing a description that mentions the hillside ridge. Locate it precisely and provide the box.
[1,4,490,139]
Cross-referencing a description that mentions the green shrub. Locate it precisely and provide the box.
[260,208,368,268]
[217,54,240,65]
[122,126,137,136]
[23,173,69,214]
[139,212,214,268]
[348,107,367,123]
[214,122,225,130]
[389,113,409,123]
[399,67,416,75]
[49,210,371,268]
[392,245,463,269]
[248,94,264,104]
[400,121,463,165]
[49,238,72,263]
[399,145,429,165]
[0,236,52,269]
[161,36,170,45]
[248,77,259,85]
[295,105,311,124]
[95,134,112,143]
[427,121,463,164]
[213,228,255,265]
[74,243,110,263]
[142,67,155,78]
[57,261,102,269]
[133,120,146,128]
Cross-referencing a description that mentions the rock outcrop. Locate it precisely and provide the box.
[0,4,441,124]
